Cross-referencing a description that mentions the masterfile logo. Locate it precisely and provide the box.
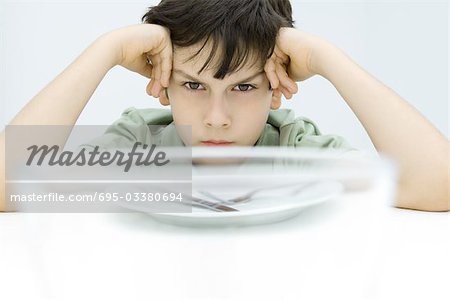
[4,125,193,213]
[26,142,170,172]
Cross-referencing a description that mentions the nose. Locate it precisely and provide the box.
[203,96,231,129]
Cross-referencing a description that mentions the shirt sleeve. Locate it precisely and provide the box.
[280,116,356,152]
[78,107,152,151]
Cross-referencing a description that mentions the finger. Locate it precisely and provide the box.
[275,62,297,94]
[270,88,282,109]
[159,44,173,87]
[271,98,281,110]
[147,79,162,99]
[271,90,282,110]
[146,79,155,97]
[159,88,170,106]
[150,61,155,80]
[280,85,293,99]
[151,55,165,96]
[271,101,281,110]
[154,56,162,81]
[264,58,280,90]
[272,88,282,105]
[151,78,162,97]
[280,86,292,99]
[273,88,282,98]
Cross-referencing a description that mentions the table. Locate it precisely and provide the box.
[1,186,449,300]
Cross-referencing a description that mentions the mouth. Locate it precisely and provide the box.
[201,140,234,146]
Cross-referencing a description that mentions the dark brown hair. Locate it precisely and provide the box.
[142,0,294,79]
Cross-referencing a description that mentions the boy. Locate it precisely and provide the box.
[0,0,448,211]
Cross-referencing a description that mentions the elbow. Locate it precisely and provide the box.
[394,181,449,212]
[0,196,5,213]
[0,186,6,212]
[0,178,4,212]
[393,154,449,212]
[395,197,449,212]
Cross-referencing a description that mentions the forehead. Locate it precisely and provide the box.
[172,41,263,79]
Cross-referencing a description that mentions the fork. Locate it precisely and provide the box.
[169,190,239,212]
[198,181,317,205]
[149,186,239,212]
[185,194,239,212]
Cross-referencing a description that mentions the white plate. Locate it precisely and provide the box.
[113,147,394,226]
[124,180,343,227]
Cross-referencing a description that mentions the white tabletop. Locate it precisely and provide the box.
[1,186,449,300]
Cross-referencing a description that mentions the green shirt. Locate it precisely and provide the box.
[81,107,355,151]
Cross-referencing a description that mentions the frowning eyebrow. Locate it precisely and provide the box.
[172,69,264,88]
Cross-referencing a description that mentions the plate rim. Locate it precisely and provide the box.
[143,180,344,219]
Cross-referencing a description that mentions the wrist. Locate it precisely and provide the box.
[311,42,346,78]
[92,32,124,69]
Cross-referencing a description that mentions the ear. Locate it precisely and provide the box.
[270,88,282,110]
[158,88,170,106]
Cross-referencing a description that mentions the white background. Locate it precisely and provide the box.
[0,0,448,154]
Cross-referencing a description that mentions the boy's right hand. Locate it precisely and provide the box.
[103,24,173,98]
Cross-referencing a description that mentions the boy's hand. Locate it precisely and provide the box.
[264,27,333,107]
[104,24,173,98]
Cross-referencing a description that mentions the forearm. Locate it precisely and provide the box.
[314,45,449,211]
[1,35,120,211]
[0,24,169,211]
[0,132,4,211]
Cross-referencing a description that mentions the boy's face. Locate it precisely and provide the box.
[161,42,276,147]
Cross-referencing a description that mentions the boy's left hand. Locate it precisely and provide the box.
[264,27,332,108]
